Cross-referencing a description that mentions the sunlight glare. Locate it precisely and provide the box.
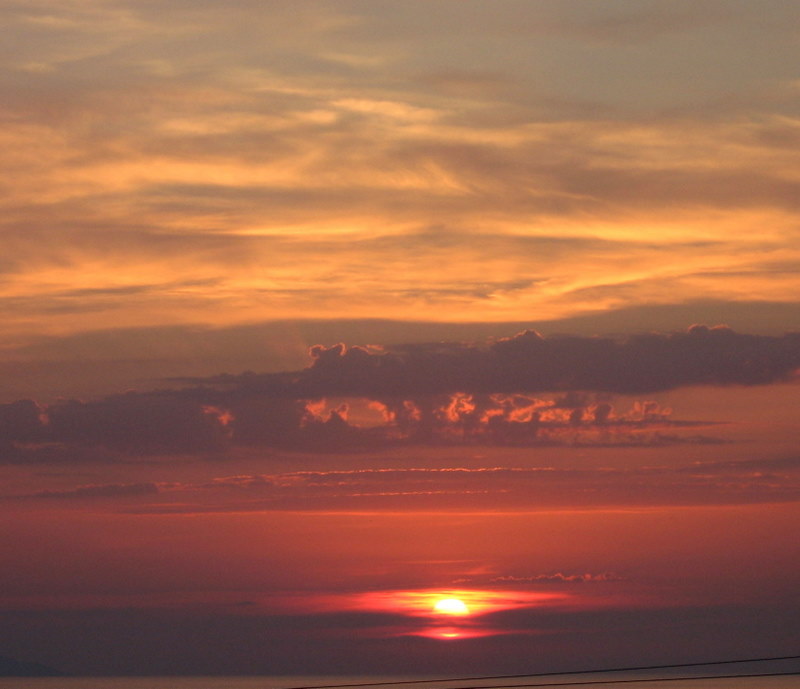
[433,597,470,615]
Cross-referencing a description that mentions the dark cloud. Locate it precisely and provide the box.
[204,325,800,397]
[0,326,795,459]
[44,393,233,454]
[0,400,44,442]
[2,302,797,404]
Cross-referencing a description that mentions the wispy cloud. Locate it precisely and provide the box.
[11,457,798,511]
[2,3,800,340]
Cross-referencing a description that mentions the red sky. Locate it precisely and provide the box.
[0,0,799,678]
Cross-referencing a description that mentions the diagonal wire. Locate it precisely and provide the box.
[281,654,800,689]
[442,670,800,689]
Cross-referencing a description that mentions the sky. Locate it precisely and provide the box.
[0,0,799,678]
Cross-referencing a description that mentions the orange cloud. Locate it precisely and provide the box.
[3,1,800,342]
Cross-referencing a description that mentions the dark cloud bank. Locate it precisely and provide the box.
[1,326,798,458]
[188,324,799,395]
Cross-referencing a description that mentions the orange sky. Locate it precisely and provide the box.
[2,2,800,343]
[0,0,799,679]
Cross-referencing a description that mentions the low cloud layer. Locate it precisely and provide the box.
[295,325,800,395]
[0,326,795,459]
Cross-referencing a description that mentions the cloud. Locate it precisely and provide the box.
[684,456,800,472]
[24,482,160,500]
[260,463,800,508]
[2,1,800,352]
[39,458,795,512]
[2,326,795,458]
[489,572,625,584]
[43,393,232,454]
[203,326,800,397]
[0,400,44,441]
[3,3,800,339]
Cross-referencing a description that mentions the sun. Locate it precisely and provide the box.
[433,598,470,615]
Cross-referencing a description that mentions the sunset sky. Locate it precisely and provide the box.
[1,0,799,678]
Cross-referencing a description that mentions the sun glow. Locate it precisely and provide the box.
[350,588,566,618]
[296,587,572,642]
[433,597,470,615]
[416,626,491,640]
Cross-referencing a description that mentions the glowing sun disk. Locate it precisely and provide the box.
[433,598,470,615]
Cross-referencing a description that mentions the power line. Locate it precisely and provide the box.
[282,655,800,689]
[443,671,800,689]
